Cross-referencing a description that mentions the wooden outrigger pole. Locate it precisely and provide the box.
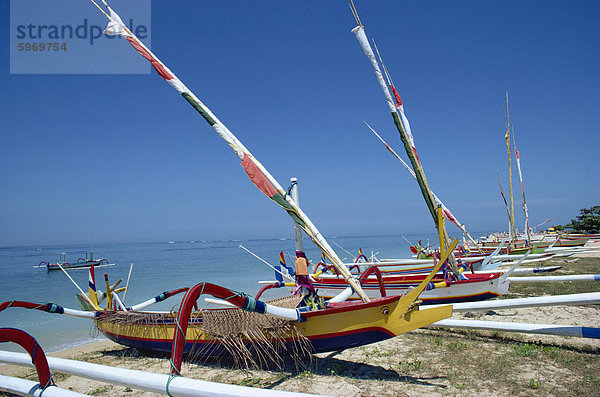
[504,92,517,245]
[91,0,370,302]
[349,1,459,274]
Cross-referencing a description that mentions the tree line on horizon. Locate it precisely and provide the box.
[554,205,600,233]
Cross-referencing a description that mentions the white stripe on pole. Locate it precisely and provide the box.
[0,351,324,397]
[62,308,96,319]
[430,292,600,312]
[508,274,600,282]
[432,319,600,339]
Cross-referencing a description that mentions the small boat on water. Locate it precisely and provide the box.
[36,249,115,271]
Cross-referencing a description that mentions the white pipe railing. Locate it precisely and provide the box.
[432,319,600,339]
[508,274,600,282]
[0,351,324,397]
[0,374,87,397]
[430,292,600,312]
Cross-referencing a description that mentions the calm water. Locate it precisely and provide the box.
[0,233,453,353]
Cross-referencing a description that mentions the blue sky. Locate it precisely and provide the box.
[1,1,598,246]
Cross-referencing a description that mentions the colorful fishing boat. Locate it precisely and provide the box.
[1,249,454,364]
[559,233,600,241]
[94,283,451,359]
[310,270,510,304]
[474,237,589,254]
[36,249,115,271]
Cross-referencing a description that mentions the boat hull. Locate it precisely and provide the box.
[46,260,106,271]
[312,273,509,304]
[95,294,452,357]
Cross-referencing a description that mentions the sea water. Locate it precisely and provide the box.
[0,233,463,353]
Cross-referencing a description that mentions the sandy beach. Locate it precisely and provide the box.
[1,243,598,396]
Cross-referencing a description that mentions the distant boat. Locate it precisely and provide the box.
[35,248,116,271]
[168,241,175,244]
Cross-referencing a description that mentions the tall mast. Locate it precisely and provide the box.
[93,2,370,302]
[350,2,458,273]
[497,173,513,240]
[505,92,517,243]
[513,132,532,244]
[289,178,304,253]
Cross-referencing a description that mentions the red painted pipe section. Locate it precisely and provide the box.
[0,301,63,314]
[170,283,247,375]
[254,282,284,300]
[359,266,387,297]
[0,328,52,387]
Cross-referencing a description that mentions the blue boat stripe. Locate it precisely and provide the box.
[581,327,600,339]
[254,299,266,314]
[594,275,600,281]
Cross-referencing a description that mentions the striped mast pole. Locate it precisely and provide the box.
[365,122,483,252]
[496,173,513,244]
[504,92,517,245]
[513,130,531,245]
[349,2,459,274]
[90,0,370,302]
[289,178,304,254]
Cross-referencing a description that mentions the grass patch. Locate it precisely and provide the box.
[327,363,344,375]
[88,385,112,395]
[397,355,423,372]
[529,378,540,389]
[403,326,600,396]
[505,257,600,297]
[297,369,313,378]
[362,347,398,358]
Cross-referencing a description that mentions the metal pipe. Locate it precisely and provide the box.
[433,319,600,339]
[431,292,600,312]
[0,351,321,397]
[508,274,600,282]
[0,374,86,397]
[290,177,304,253]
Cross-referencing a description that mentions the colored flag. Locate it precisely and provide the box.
[88,264,99,309]
[275,251,293,283]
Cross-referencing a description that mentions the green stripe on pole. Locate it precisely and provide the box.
[271,193,307,229]
[391,111,437,223]
[182,92,217,126]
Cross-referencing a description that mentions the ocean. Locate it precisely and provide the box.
[0,232,456,353]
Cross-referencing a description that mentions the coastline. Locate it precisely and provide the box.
[1,243,598,396]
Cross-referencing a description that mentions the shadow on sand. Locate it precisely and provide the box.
[99,346,448,389]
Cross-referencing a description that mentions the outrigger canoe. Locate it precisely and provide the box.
[37,250,115,271]
[94,288,450,358]
[311,270,510,304]
[1,248,453,363]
